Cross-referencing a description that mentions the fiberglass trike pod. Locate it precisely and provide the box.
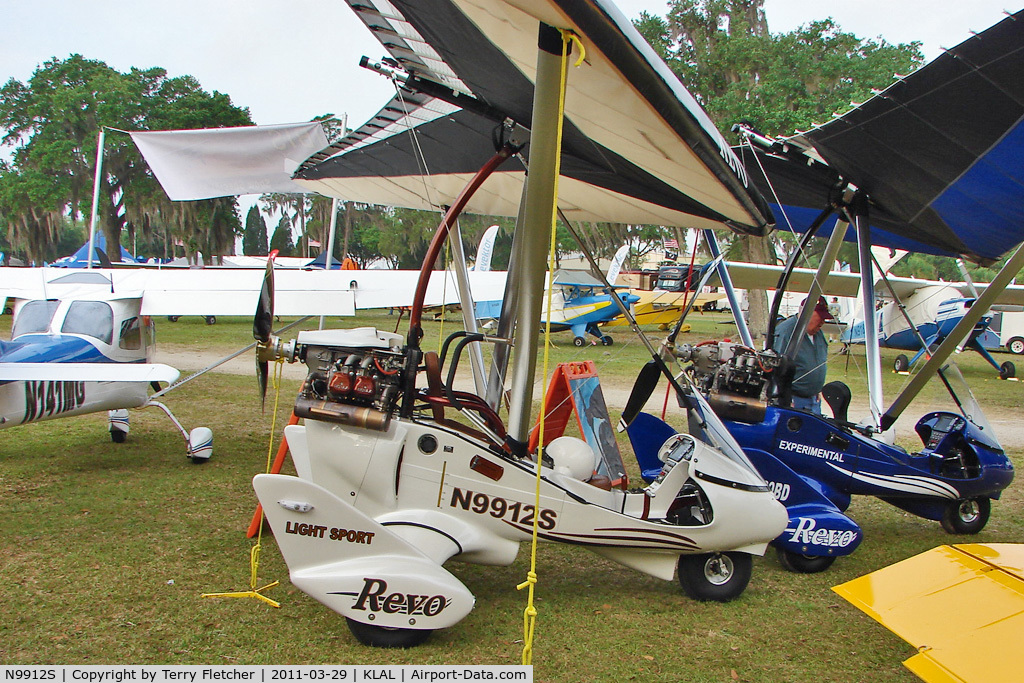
[245,0,803,644]
[248,137,787,646]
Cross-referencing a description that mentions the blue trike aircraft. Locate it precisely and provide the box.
[625,9,1023,572]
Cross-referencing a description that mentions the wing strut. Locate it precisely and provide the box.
[782,217,849,360]
[854,202,884,428]
[703,229,753,348]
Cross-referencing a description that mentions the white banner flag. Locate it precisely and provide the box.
[131,122,328,200]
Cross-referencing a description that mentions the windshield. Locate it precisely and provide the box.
[61,301,114,345]
[939,361,1000,445]
[677,375,764,478]
[12,300,59,338]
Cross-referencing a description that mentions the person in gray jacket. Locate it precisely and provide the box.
[772,296,834,414]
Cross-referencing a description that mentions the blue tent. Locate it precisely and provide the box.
[51,234,139,268]
[304,251,339,269]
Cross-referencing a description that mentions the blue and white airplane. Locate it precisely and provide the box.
[0,270,213,460]
[475,244,639,347]
[476,268,640,346]
[839,273,1024,378]
[541,268,641,347]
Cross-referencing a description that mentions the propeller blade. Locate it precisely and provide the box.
[257,359,269,410]
[253,252,277,343]
[620,360,661,428]
[254,251,278,409]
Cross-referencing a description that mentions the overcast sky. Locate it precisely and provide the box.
[2,0,1020,132]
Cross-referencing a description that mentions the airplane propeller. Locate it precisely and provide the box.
[254,252,277,407]
[621,360,661,427]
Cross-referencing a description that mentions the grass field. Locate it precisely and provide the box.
[1,310,1021,681]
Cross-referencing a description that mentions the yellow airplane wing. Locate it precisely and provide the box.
[603,290,724,328]
[833,543,1024,683]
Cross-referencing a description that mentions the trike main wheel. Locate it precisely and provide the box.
[345,618,433,648]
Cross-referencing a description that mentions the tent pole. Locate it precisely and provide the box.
[320,198,339,330]
[86,128,106,270]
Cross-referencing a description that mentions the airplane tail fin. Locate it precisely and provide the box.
[870,245,908,275]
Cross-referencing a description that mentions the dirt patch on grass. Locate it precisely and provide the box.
[156,348,1024,450]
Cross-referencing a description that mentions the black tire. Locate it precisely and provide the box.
[205,316,217,325]
[677,552,752,602]
[572,336,586,347]
[1008,337,1024,355]
[1000,361,1016,379]
[600,336,613,346]
[941,497,990,534]
[167,316,179,322]
[776,547,837,574]
[345,618,433,648]
[110,430,127,443]
[894,354,909,372]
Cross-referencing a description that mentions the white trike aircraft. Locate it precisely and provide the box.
[244,0,790,648]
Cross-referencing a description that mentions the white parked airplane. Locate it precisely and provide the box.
[0,271,211,459]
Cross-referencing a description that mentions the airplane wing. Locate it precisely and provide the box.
[834,543,1024,683]
[707,262,861,297]
[0,266,508,316]
[739,10,1024,264]
[0,362,180,384]
[875,275,1024,307]
[291,0,772,234]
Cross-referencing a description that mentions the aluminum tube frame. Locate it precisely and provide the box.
[485,182,528,412]
[449,219,488,396]
[702,229,753,348]
[506,24,567,443]
[783,219,849,360]
[855,216,883,427]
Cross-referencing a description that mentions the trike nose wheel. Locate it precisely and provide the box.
[677,551,752,602]
[941,497,990,534]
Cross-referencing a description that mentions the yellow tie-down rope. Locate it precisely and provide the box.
[517,28,584,666]
[201,359,286,608]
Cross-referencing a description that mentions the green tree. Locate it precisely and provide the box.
[243,205,269,256]
[635,2,922,137]
[269,216,294,256]
[0,54,251,263]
